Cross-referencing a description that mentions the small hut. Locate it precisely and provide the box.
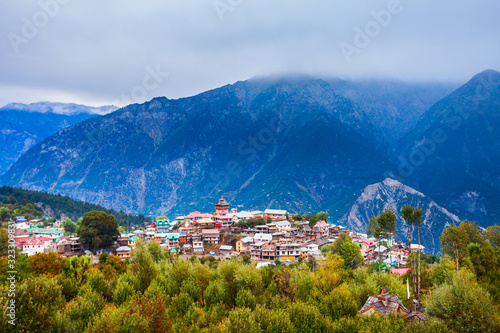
[358,286,409,317]
[405,311,426,325]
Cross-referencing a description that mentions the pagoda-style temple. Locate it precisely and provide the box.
[214,196,230,216]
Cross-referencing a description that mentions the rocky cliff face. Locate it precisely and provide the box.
[344,178,460,254]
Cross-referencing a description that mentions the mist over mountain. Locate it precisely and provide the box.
[2,102,118,115]
[0,102,117,175]
[1,71,499,249]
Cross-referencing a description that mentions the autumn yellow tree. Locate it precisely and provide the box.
[28,252,63,277]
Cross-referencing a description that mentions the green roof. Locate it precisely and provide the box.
[27,227,63,236]
[156,217,170,225]
[166,233,179,240]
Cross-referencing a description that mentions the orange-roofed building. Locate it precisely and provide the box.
[389,268,411,277]
[313,220,329,238]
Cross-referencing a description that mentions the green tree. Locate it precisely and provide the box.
[221,307,261,333]
[236,289,257,310]
[99,252,127,278]
[400,205,422,307]
[113,273,137,306]
[440,222,474,271]
[56,274,79,302]
[65,285,106,332]
[460,221,484,244]
[90,293,170,332]
[483,225,500,258]
[0,207,11,222]
[147,240,164,263]
[426,270,498,333]
[288,301,333,332]
[330,233,363,269]
[0,276,65,333]
[368,209,396,277]
[130,240,158,293]
[430,256,455,286]
[256,306,296,333]
[467,242,498,280]
[312,254,345,295]
[319,285,358,321]
[63,217,77,233]
[0,228,8,256]
[77,211,119,253]
[304,211,328,227]
[65,255,92,287]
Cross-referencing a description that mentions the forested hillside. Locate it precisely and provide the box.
[0,186,150,228]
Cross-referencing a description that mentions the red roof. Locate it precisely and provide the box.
[26,238,44,245]
[314,220,328,228]
[361,239,374,246]
[185,211,202,218]
[389,268,411,276]
[202,228,220,234]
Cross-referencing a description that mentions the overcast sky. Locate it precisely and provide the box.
[1,0,499,107]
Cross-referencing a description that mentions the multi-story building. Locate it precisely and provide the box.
[193,239,204,253]
[261,243,276,260]
[202,229,220,244]
[313,220,329,238]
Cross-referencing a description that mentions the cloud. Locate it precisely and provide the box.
[0,0,499,107]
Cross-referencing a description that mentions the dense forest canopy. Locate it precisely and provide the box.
[1,219,500,332]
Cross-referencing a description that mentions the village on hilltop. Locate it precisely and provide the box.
[12,196,421,271]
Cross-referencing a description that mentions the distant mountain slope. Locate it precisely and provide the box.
[0,102,117,175]
[344,178,460,254]
[397,69,500,225]
[1,72,499,233]
[0,77,396,218]
[330,79,456,149]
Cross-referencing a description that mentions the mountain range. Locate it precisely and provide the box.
[1,70,499,253]
[0,102,117,175]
